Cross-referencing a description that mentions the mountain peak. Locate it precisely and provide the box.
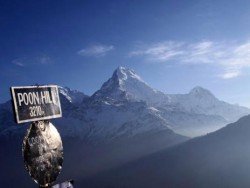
[92,67,167,104]
[189,86,215,98]
[113,66,144,84]
[99,66,148,93]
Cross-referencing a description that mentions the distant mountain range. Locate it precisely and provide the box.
[0,66,249,187]
[1,66,249,139]
[83,115,250,188]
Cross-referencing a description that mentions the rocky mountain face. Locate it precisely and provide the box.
[83,115,250,188]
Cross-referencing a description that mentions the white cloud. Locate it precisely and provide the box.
[38,55,52,65]
[129,41,184,61]
[129,40,250,79]
[78,44,114,57]
[12,59,25,67]
[219,70,241,79]
[12,55,53,66]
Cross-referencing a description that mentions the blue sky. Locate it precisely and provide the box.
[1,0,250,106]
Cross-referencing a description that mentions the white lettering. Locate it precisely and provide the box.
[17,93,24,106]
[40,91,47,104]
[28,92,34,105]
[23,93,29,105]
[33,92,40,105]
[29,106,45,117]
[16,90,57,107]
[47,91,53,104]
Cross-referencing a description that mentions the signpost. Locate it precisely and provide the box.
[10,85,71,188]
[11,85,62,124]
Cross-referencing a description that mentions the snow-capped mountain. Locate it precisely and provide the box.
[169,86,250,122]
[91,66,250,136]
[1,66,249,139]
[59,86,89,104]
[92,66,170,105]
[94,67,249,116]
[93,67,249,122]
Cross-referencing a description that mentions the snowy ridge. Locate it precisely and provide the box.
[93,67,250,124]
[59,86,88,104]
[0,66,250,140]
[90,66,250,137]
[169,86,250,122]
